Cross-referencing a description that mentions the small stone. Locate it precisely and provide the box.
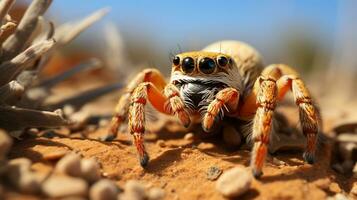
[314,178,331,190]
[16,172,45,193]
[81,158,101,182]
[216,167,252,198]
[197,142,215,150]
[157,140,166,148]
[63,105,75,116]
[147,187,165,200]
[6,158,44,194]
[8,157,31,168]
[89,179,118,200]
[184,133,194,141]
[0,129,12,159]
[272,157,286,166]
[329,182,342,193]
[55,153,81,177]
[42,175,88,198]
[99,119,109,127]
[121,180,147,200]
[206,166,222,181]
[43,149,69,161]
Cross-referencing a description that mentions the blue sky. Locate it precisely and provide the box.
[38,1,348,67]
[49,1,338,43]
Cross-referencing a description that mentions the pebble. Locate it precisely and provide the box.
[43,148,69,161]
[81,158,101,182]
[7,158,44,193]
[184,133,194,141]
[197,142,215,150]
[99,119,110,127]
[0,129,12,159]
[157,140,166,148]
[42,175,88,198]
[216,167,252,198]
[329,182,342,193]
[147,187,165,200]
[206,166,222,181]
[55,153,81,177]
[89,179,118,200]
[119,180,147,200]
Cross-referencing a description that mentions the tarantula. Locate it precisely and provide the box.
[107,40,319,178]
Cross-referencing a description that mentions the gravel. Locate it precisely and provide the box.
[216,167,252,198]
[184,133,194,141]
[42,175,88,198]
[118,180,147,200]
[147,187,165,200]
[206,166,222,181]
[6,158,44,194]
[89,179,118,200]
[55,153,82,177]
[81,158,101,183]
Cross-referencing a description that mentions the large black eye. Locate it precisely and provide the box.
[217,56,228,67]
[181,57,195,73]
[199,57,216,74]
[173,56,180,66]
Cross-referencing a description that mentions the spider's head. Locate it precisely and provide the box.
[169,51,243,113]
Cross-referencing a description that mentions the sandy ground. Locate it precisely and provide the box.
[4,78,357,200]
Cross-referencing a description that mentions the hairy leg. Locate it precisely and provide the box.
[250,77,278,177]
[264,64,319,163]
[241,64,320,177]
[202,87,239,132]
[129,82,190,167]
[107,68,166,140]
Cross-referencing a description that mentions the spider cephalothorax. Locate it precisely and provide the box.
[107,40,320,178]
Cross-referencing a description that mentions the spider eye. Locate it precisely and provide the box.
[173,56,180,66]
[217,56,228,67]
[181,57,195,73]
[199,57,216,74]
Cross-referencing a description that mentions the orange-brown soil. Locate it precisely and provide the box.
[5,80,357,200]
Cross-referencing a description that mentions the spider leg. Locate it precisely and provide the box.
[263,64,319,164]
[129,82,190,167]
[202,87,239,132]
[107,68,166,141]
[241,64,320,177]
[250,77,278,178]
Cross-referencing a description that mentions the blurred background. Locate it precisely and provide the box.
[7,0,357,124]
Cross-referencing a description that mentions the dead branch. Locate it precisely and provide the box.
[0,106,68,131]
[0,39,55,86]
[0,0,15,24]
[1,0,52,61]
